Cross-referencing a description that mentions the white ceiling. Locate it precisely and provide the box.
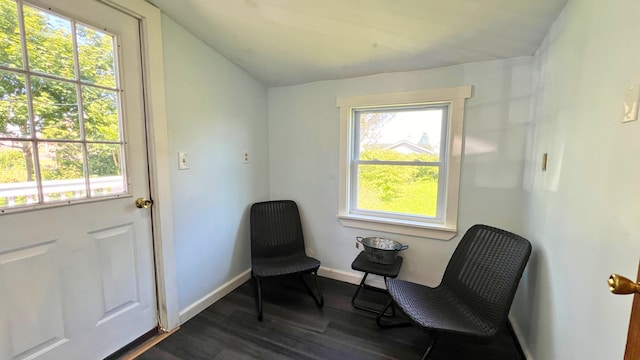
[147,0,567,87]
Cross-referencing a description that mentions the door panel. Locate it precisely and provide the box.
[93,223,139,323]
[0,0,156,358]
[0,242,67,359]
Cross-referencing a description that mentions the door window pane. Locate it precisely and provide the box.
[0,141,36,207]
[0,0,23,69]
[32,76,79,140]
[24,5,75,79]
[0,70,30,138]
[77,24,116,88]
[88,143,125,197]
[83,86,119,141]
[39,142,85,202]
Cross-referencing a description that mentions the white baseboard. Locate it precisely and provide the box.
[178,267,531,359]
[179,266,372,324]
[178,269,251,324]
[509,315,534,360]
[318,266,360,284]
[318,265,387,289]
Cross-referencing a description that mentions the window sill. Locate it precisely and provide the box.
[337,213,456,240]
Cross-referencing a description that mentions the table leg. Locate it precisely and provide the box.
[351,272,395,316]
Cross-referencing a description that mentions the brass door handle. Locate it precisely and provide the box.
[609,273,640,295]
[135,198,153,209]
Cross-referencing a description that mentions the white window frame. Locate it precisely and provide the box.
[337,86,472,240]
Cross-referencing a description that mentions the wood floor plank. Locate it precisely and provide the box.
[135,347,183,360]
[136,277,524,360]
[213,349,261,360]
[221,291,330,333]
[222,309,388,360]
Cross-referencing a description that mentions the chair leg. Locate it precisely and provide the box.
[421,335,437,360]
[376,299,411,329]
[253,274,263,321]
[301,271,324,307]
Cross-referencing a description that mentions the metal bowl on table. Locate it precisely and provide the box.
[356,236,408,264]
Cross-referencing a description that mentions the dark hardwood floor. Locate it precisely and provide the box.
[137,276,524,360]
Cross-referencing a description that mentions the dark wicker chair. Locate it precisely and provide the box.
[250,200,324,321]
[377,224,531,359]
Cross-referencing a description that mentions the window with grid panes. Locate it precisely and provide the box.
[0,0,127,212]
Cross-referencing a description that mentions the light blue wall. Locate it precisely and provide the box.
[160,15,269,312]
[267,57,533,288]
[515,0,640,358]
[159,3,640,358]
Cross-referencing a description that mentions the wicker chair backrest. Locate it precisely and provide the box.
[441,224,532,336]
[250,200,307,260]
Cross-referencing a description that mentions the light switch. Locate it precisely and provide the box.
[623,84,640,122]
[178,152,189,170]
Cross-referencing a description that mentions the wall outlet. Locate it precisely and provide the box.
[243,150,250,164]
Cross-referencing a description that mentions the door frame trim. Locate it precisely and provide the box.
[97,0,180,331]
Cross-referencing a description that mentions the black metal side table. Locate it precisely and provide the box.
[351,251,403,316]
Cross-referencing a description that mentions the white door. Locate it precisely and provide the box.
[0,0,157,359]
